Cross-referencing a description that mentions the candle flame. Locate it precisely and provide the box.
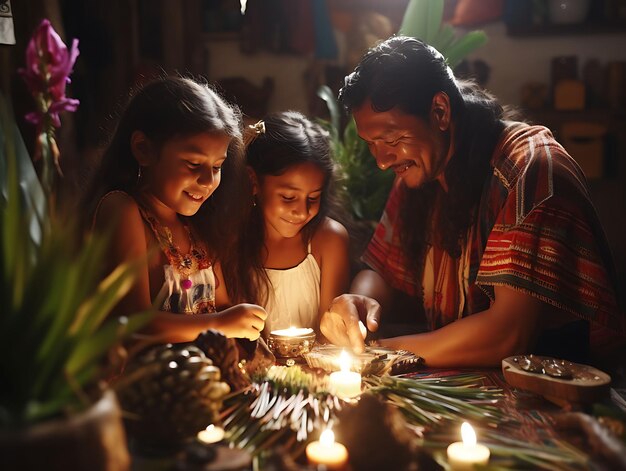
[206,424,215,433]
[461,422,477,446]
[271,327,313,337]
[320,428,335,446]
[339,350,351,372]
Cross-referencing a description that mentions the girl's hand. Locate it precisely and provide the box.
[214,304,267,340]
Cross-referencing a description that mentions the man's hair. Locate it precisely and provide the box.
[340,36,512,283]
[339,36,464,120]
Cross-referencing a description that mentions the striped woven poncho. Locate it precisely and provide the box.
[363,123,624,356]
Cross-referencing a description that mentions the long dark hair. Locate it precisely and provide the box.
[82,76,253,303]
[339,36,510,280]
[242,111,342,304]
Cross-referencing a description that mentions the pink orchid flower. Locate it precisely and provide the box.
[18,19,80,127]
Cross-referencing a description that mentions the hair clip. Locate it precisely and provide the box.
[244,120,265,146]
[250,120,265,135]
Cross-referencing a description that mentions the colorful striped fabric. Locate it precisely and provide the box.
[363,124,624,354]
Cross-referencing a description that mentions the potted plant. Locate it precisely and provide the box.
[0,20,149,471]
[319,0,488,224]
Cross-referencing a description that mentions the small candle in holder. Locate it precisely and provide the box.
[197,424,225,444]
[271,327,314,337]
[268,326,316,358]
[329,350,361,399]
[306,428,348,470]
[446,422,490,470]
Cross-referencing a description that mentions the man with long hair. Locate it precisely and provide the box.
[321,36,624,368]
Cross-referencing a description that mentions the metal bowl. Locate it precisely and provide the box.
[267,330,317,358]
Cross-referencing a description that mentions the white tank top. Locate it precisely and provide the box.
[262,242,321,336]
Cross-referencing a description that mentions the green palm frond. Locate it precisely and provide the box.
[222,366,341,458]
[423,426,589,470]
[0,92,151,428]
[221,369,591,469]
[364,374,505,426]
[222,369,505,457]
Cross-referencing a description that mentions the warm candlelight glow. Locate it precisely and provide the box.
[197,424,225,444]
[338,350,351,371]
[329,350,361,399]
[306,428,348,469]
[320,428,335,446]
[461,422,476,446]
[270,326,314,337]
[446,422,490,470]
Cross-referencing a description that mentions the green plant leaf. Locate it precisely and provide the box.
[66,312,153,377]
[445,31,488,69]
[400,0,432,40]
[0,91,141,427]
[70,258,140,337]
[431,24,455,54]
[0,92,46,248]
[425,0,444,44]
[316,85,340,140]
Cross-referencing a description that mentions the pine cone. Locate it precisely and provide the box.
[115,343,230,447]
[193,329,251,391]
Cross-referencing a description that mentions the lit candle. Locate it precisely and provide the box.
[329,350,361,399]
[306,428,349,470]
[197,424,225,444]
[446,422,490,470]
[270,326,314,337]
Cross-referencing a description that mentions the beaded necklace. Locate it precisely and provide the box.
[139,208,211,290]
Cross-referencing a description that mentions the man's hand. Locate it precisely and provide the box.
[320,294,381,353]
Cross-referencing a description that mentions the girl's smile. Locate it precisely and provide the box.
[256,162,325,241]
[138,132,231,220]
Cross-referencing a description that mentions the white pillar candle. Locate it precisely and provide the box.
[306,429,348,469]
[329,350,361,399]
[446,422,490,470]
[197,424,225,444]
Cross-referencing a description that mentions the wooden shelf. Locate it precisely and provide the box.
[506,20,626,37]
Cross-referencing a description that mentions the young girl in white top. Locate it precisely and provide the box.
[85,76,267,343]
[244,111,350,336]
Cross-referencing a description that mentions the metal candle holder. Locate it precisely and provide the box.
[267,327,316,358]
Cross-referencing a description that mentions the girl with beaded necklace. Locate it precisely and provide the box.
[85,76,267,343]
[243,111,350,337]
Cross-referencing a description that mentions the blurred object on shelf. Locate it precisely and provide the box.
[607,61,626,110]
[551,55,578,87]
[605,0,626,20]
[548,0,591,24]
[561,121,607,179]
[521,82,549,110]
[583,59,606,107]
[554,79,585,110]
[450,0,503,26]
[503,0,534,26]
